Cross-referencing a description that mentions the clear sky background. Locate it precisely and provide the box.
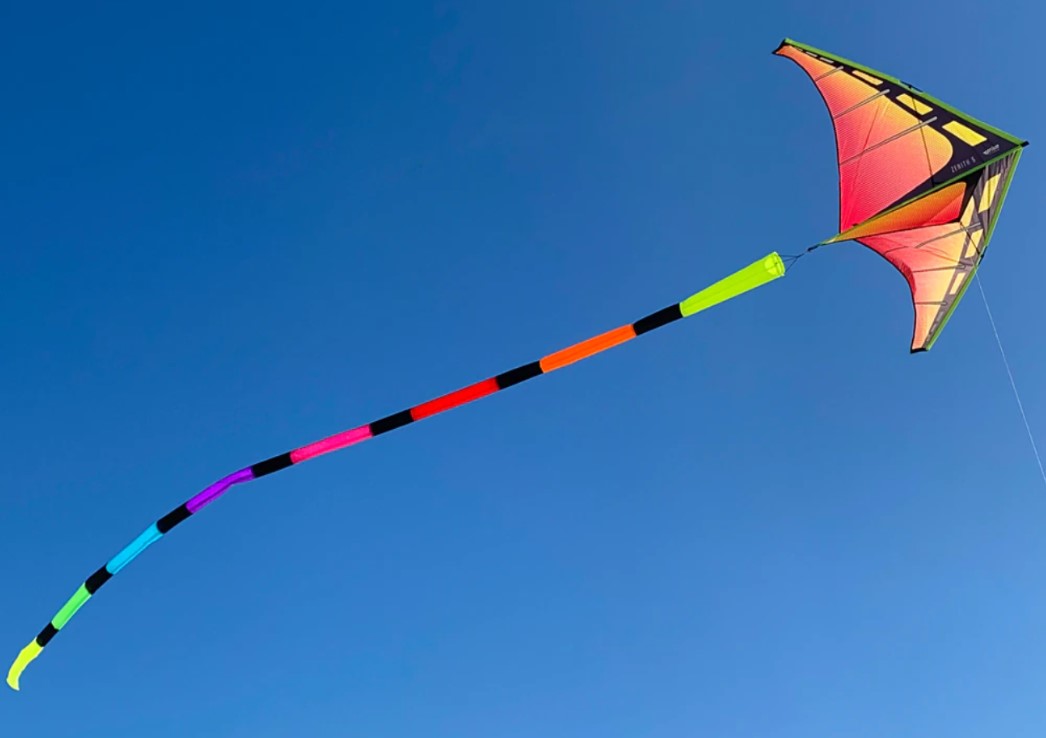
[3,1,1044,735]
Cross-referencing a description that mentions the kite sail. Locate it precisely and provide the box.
[8,40,1028,691]
[774,38,1027,351]
[7,254,786,690]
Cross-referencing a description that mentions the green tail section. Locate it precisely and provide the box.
[679,253,786,317]
[52,585,91,630]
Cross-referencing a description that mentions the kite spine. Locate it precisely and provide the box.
[7,252,786,691]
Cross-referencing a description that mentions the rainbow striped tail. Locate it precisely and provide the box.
[8,252,785,691]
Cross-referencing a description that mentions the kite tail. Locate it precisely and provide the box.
[7,252,785,692]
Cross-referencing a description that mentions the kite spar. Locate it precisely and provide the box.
[8,39,1028,691]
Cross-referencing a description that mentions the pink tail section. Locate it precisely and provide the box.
[291,426,372,463]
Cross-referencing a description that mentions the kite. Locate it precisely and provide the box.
[774,39,1027,351]
[7,39,1027,691]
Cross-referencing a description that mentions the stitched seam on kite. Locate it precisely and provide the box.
[840,117,938,165]
[833,89,891,119]
[879,225,972,255]
[911,265,973,273]
[841,101,888,226]
[815,66,843,81]
[918,114,936,187]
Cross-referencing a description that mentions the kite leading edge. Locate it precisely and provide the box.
[7,254,786,691]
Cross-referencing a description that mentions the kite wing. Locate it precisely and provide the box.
[775,39,1027,351]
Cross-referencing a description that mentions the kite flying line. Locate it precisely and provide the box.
[976,275,1046,489]
[8,38,1030,691]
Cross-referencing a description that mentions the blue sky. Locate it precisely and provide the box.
[3,1,1044,735]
